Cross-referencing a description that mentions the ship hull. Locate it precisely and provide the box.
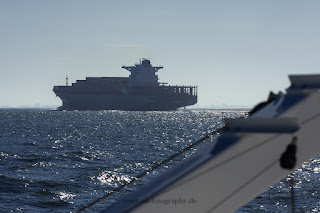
[54,92,197,111]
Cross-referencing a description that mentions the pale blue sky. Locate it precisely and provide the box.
[1,0,320,107]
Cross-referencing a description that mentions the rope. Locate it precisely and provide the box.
[206,159,279,213]
[280,136,298,213]
[290,173,295,213]
[76,127,223,213]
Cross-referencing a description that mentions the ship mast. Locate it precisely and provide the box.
[66,75,69,86]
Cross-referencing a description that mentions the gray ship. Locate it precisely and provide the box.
[53,59,197,111]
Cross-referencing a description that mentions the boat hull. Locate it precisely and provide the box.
[102,74,320,213]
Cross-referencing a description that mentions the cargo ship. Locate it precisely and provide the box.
[53,59,197,111]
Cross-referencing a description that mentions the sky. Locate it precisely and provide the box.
[1,0,320,108]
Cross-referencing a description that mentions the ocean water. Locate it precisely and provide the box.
[0,109,319,213]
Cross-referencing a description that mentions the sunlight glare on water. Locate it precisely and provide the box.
[1,109,319,212]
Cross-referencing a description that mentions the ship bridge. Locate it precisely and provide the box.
[122,59,163,87]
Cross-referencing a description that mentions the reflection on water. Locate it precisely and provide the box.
[1,109,319,212]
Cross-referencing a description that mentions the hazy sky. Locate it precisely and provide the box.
[1,0,320,107]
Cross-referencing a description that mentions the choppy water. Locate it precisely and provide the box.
[0,109,319,212]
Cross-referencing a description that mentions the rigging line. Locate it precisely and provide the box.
[162,134,281,194]
[76,127,223,213]
[289,173,295,213]
[161,110,320,194]
[300,111,320,125]
[205,112,320,212]
[206,158,279,213]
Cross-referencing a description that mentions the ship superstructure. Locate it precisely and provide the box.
[53,59,197,111]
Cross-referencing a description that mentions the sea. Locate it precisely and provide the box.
[0,108,319,213]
